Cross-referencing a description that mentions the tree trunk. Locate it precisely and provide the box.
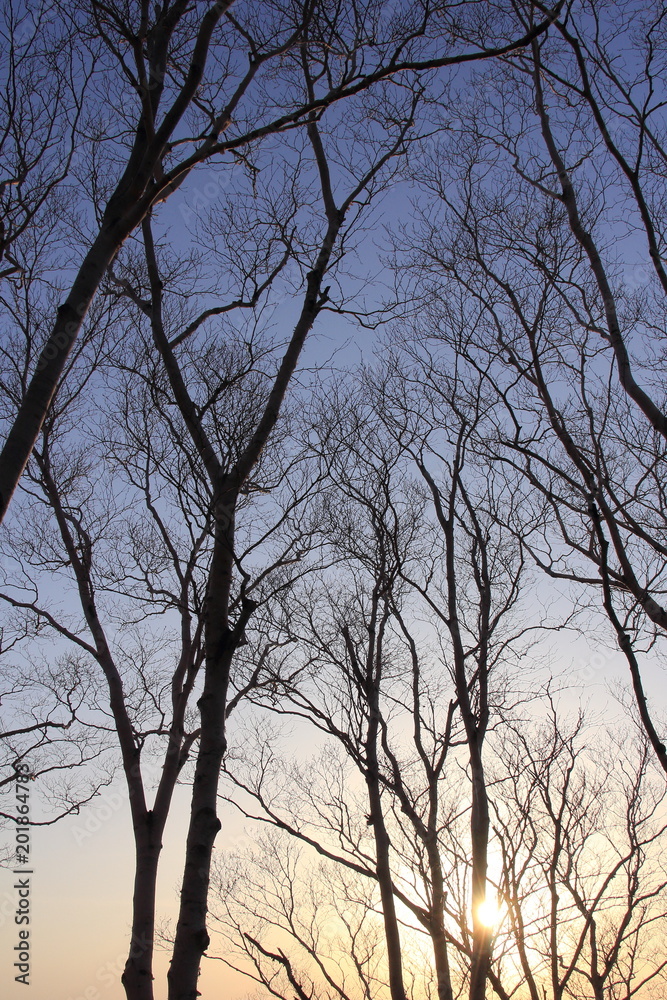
[0,222,129,521]
[166,706,225,1000]
[425,837,454,1000]
[122,814,164,1000]
[469,748,491,1000]
[366,696,407,1000]
[167,497,249,1000]
[366,775,407,1000]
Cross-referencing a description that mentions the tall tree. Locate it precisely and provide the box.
[0,306,313,999]
[218,381,534,1000]
[0,42,424,997]
[395,0,667,773]
[0,0,562,524]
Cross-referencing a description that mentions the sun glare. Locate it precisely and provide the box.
[476,899,502,929]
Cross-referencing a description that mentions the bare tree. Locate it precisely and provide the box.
[215,692,667,1000]
[0,298,319,1000]
[0,44,431,998]
[0,1,88,281]
[392,0,667,773]
[0,653,112,840]
[0,0,562,524]
[217,378,539,1000]
[369,361,536,1000]
[489,708,667,1000]
[131,84,428,997]
[0,283,121,844]
[211,830,394,1000]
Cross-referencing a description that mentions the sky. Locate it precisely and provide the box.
[0,776,252,1000]
[1,620,659,1000]
[2,3,667,998]
[2,201,666,1000]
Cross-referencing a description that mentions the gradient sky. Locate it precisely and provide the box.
[2,620,655,1000]
[2,5,667,993]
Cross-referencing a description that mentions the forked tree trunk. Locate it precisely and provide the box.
[39,453,171,1000]
[165,185,343,995]
[167,498,243,1000]
[122,817,164,1000]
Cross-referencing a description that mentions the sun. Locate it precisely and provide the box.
[476,899,502,929]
